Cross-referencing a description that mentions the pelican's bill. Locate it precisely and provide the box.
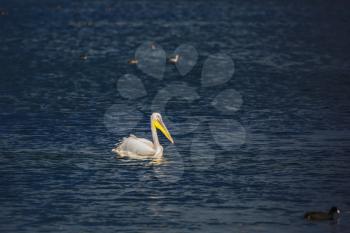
[152,118,174,144]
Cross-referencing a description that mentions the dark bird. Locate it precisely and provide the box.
[0,9,8,16]
[168,54,180,64]
[304,207,340,221]
[79,54,88,60]
[128,43,155,65]
[128,59,138,65]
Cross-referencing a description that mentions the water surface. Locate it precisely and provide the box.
[1,0,350,232]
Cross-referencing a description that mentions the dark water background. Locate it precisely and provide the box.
[1,0,350,232]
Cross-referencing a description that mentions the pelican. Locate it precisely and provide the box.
[168,54,180,64]
[112,113,174,159]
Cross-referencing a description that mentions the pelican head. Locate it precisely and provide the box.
[151,113,174,144]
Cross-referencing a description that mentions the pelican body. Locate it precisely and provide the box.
[112,113,174,159]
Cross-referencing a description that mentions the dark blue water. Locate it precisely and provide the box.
[1,0,350,232]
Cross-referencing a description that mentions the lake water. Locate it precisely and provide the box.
[1,0,350,232]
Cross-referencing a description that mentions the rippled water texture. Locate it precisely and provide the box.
[1,0,350,232]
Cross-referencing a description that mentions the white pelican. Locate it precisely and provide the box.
[112,113,174,159]
[168,54,180,64]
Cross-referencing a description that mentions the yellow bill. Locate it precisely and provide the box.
[153,118,174,144]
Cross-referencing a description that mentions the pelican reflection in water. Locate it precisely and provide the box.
[112,113,174,159]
